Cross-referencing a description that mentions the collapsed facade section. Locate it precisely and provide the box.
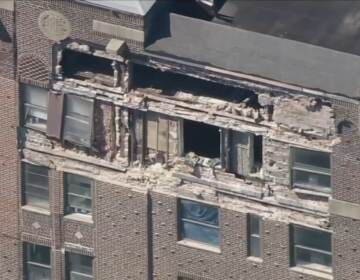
[1,0,360,279]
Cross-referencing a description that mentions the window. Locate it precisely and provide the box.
[63,95,94,147]
[24,243,51,280]
[65,173,93,215]
[61,49,114,87]
[146,113,170,154]
[248,214,261,258]
[66,253,93,280]
[291,148,331,193]
[183,120,220,159]
[179,199,220,247]
[22,84,48,131]
[291,225,332,273]
[23,163,49,210]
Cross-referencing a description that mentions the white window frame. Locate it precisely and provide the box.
[24,243,51,280]
[63,94,94,148]
[23,84,48,132]
[291,224,332,274]
[291,147,331,193]
[65,173,93,216]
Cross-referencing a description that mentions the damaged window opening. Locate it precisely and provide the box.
[291,147,331,193]
[61,49,114,87]
[22,84,48,132]
[133,63,260,107]
[183,119,220,159]
[63,94,94,148]
[229,132,262,176]
[146,113,170,160]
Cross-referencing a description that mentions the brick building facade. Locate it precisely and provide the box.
[0,0,359,279]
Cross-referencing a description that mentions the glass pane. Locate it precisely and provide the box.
[66,174,92,197]
[25,164,48,177]
[250,236,261,257]
[294,226,331,252]
[293,148,330,169]
[181,200,219,226]
[69,254,93,275]
[66,95,92,117]
[26,264,51,280]
[27,244,50,265]
[250,215,260,235]
[68,195,91,214]
[295,246,332,268]
[293,170,331,190]
[25,106,47,131]
[70,272,93,280]
[182,221,219,246]
[25,193,50,210]
[23,85,48,107]
[63,116,91,147]
[25,173,49,189]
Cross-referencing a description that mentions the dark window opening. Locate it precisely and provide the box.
[0,20,11,43]
[133,64,260,107]
[228,131,262,176]
[61,49,114,86]
[254,135,263,169]
[291,147,331,193]
[184,120,220,158]
[337,120,354,135]
[170,0,226,20]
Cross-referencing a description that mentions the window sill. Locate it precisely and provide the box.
[24,125,47,134]
[21,205,51,216]
[293,188,331,199]
[290,266,333,280]
[177,240,221,254]
[246,256,263,263]
[64,213,93,225]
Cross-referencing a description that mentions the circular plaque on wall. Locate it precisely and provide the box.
[38,10,71,41]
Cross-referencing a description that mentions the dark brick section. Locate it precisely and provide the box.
[331,215,360,280]
[0,12,19,273]
[95,181,149,280]
[21,209,52,239]
[63,219,95,249]
[151,192,325,280]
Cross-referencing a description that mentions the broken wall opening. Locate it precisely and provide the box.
[61,49,114,86]
[133,63,260,107]
[254,135,263,170]
[228,131,263,176]
[183,119,220,158]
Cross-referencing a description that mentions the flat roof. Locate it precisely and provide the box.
[215,0,360,56]
[77,0,156,16]
[146,12,360,99]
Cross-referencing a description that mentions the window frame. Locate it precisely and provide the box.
[66,252,93,280]
[178,198,220,247]
[22,84,48,132]
[290,147,331,193]
[64,173,93,216]
[247,214,262,258]
[62,94,94,148]
[290,224,333,274]
[24,243,51,280]
[22,162,49,210]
